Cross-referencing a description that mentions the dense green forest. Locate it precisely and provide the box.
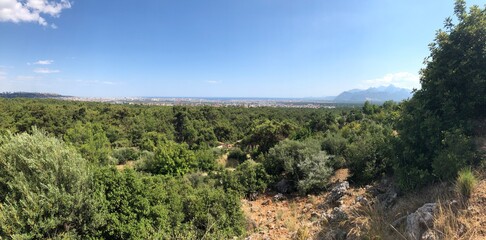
[0,97,400,238]
[0,1,484,239]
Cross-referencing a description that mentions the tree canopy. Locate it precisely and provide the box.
[395,0,485,189]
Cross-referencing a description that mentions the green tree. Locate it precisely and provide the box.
[136,140,197,176]
[233,160,269,197]
[243,119,296,157]
[395,1,485,189]
[64,121,113,165]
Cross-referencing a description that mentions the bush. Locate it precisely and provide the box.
[329,155,347,169]
[432,129,474,181]
[456,168,477,199]
[64,122,113,165]
[321,133,348,168]
[228,147,247,163]
[0,129,103,238]
[112,147,140,164]
[234,160,269,197]
[94,167,246,239]
[194,148,219,171]
[136,140,196,176]
[93,168,171,239]
[242,119,297,157]
[345,126,392,184]
[297,152,333,194]
[394,165,433,191]
[321,133,348,156]
[265,139,333,194]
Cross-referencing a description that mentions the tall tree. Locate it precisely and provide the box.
[395,0,485,189]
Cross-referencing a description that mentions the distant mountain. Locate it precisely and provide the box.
[332,85,412,103]
[0,92,65,99]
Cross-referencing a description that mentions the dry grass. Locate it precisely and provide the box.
[433,174,486,240]
[216,153,239,170]
[345,181,454,239]
[328,168,349,184]
[293,225,311,240]
[348,202,402,240]
[241,192,328,239]
[242,168,486,239]
[346,172,486,240]
[285,201,300,232]
[115,160,136,171]
[433,201,466,239]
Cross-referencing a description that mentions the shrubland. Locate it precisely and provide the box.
[0,1,484,238]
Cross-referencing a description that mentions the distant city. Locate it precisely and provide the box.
[0,85,413,109]
[66,96,345,109]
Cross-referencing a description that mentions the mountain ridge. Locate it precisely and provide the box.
[331,85,412,103]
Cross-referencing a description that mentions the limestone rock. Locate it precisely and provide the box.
[355,196,369,205]
[421,229,439,240]
[273,193,286,202]
[328,181,349,204]
[405,203,437,240]
[324,207,349,223]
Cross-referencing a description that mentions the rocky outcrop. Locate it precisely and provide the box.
[369,179,398,208]
[377,187,398,208]
[324,207,349,223]
[405,203,437,240]
[421,229,439,240]
[272,193,286,202]
[355,195,369,205]
[327,181,349,204]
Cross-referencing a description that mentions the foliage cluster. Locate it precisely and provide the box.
[395,1,485,189]
[0,131,246,239]
[0,130,103,238]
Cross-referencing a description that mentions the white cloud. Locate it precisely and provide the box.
[0,0,71,27]
[362,72,421,90]
[33,59,53,65]
[206,80,221,84]
[16,75,38,80]
[34,68,59,74]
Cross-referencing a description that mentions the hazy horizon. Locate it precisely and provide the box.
[1,83,415,100]
[1,0,483,98]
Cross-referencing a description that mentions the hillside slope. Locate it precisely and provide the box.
[333,85,412,103]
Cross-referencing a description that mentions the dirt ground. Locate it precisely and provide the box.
[241,168,368,239]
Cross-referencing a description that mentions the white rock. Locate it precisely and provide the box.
[405,203,437,240]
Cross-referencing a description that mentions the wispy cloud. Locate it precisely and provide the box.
[206,80,221,84]
[361,72,420,90]
[16,75,39,80]
[0,0,71,27]
[32,59,53,65]
[102,81,116,85]
[34,68,60,74]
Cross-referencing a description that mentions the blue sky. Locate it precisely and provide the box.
[0,0,483,98]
